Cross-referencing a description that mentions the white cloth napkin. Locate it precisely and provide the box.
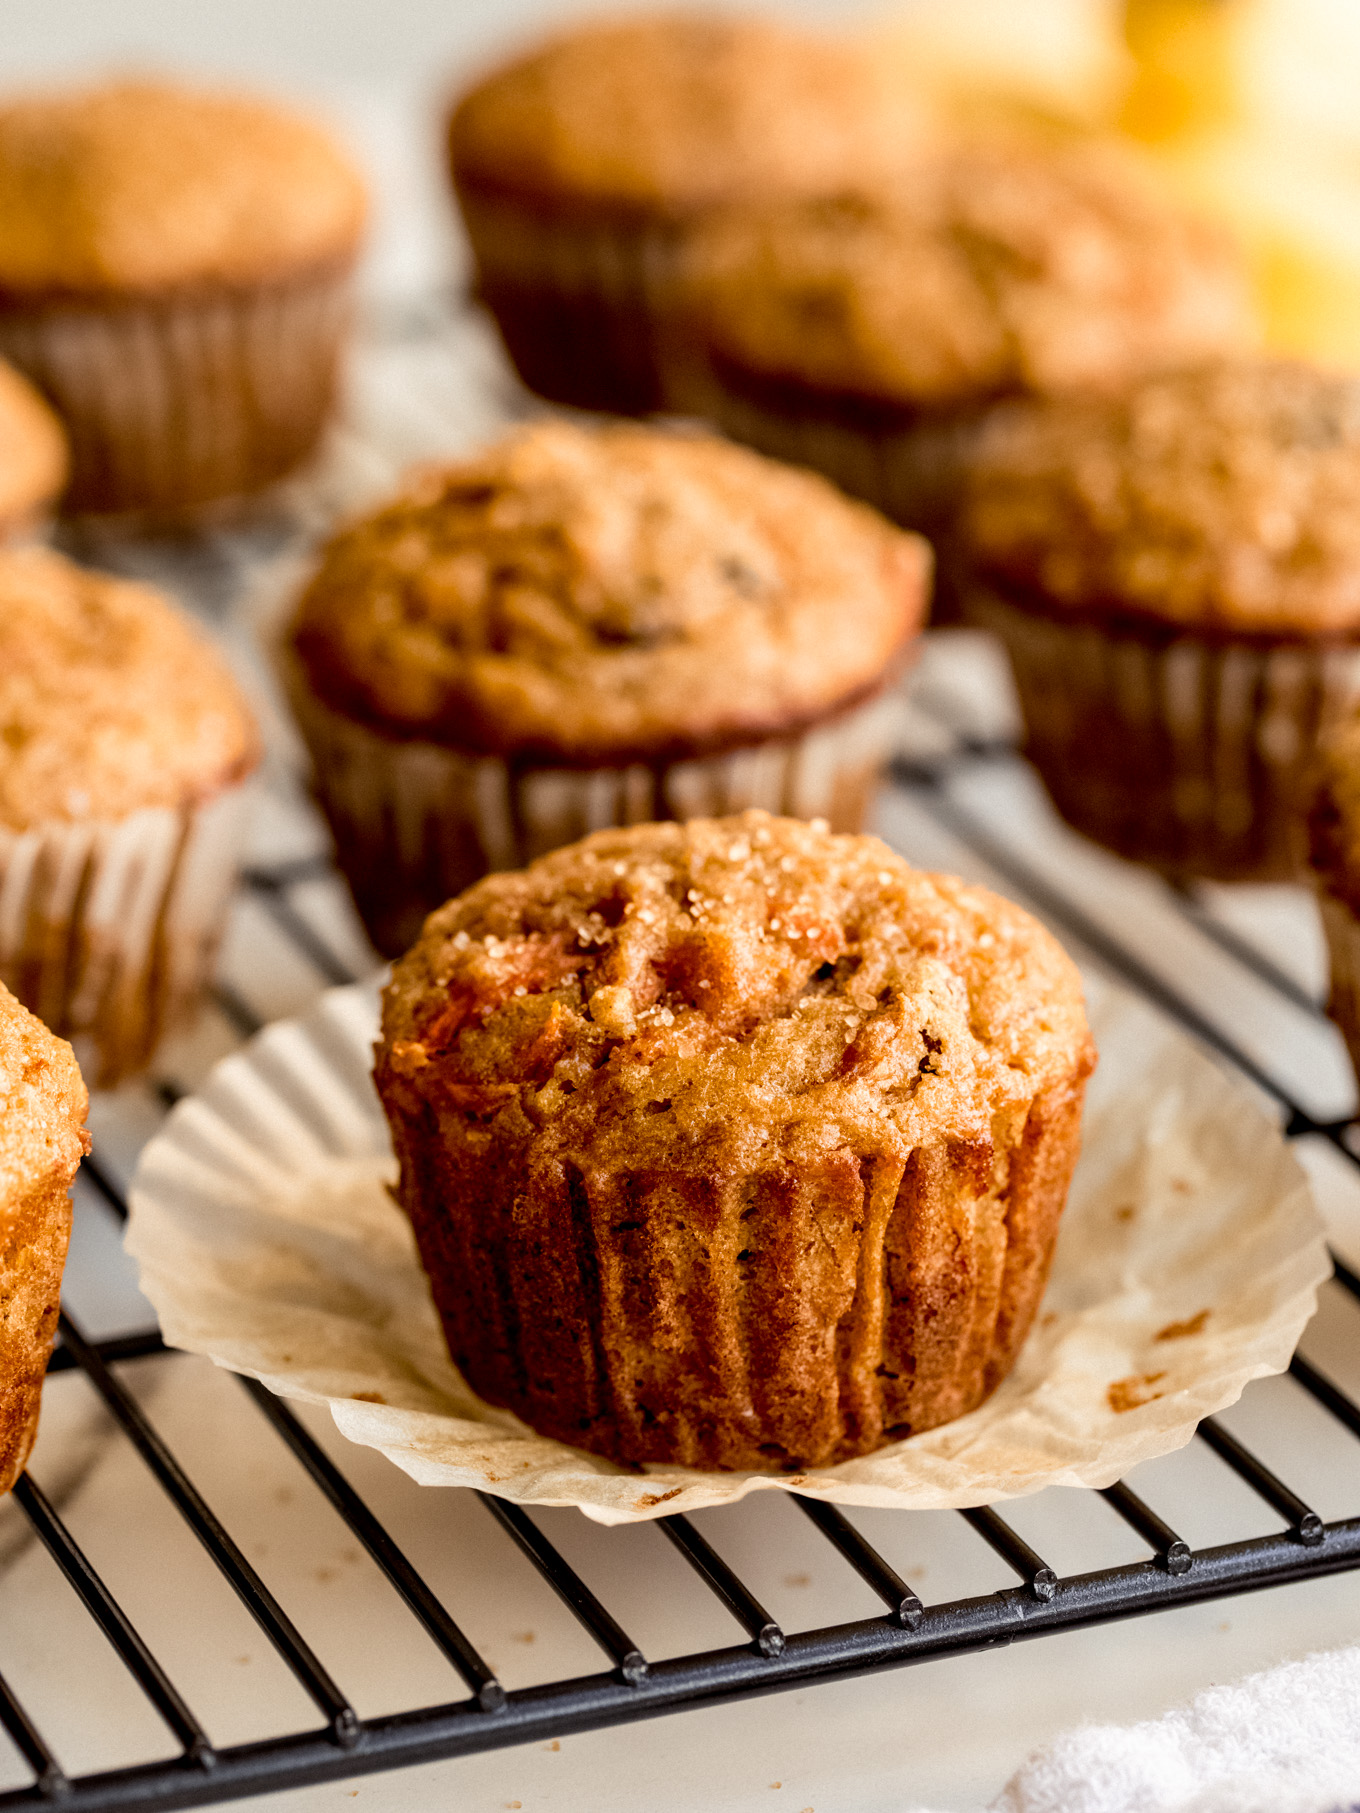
[922,1646,1360,1813]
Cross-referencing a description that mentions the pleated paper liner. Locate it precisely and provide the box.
[284,657,905,958]
[0,263,355,519]
[125,972,1329,1525]
[970,585,1360,882]
[0,782,255,1088]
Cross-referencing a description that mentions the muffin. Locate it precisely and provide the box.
[283,420,929,959]
[663,138,1254,582]
[961,359,1360,881]
[447,13,928,414]
[0,548,260,1085]
[1309,722,1360,1084]
[375,810,1094,1471]
[0,79,366,518]
[0,356,67,535]
[1,979,88,1498]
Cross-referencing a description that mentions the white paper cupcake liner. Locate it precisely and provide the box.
[285,660,904,957]
[125,971,1330,1525]
[456,182,679,412]
[970,586,1360,881]
[0,265,355,518]
[1319,886,1360,1085]
[0,782,254,1088]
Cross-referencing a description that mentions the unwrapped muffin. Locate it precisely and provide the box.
[375,810,1094,1471]
[664,138,1254,580]
[0,79,366,518]
[1,979,88,1497]
[447,13,927,413]
[283,421,929,958]
[0,548,260,1084]
[0,357,66,536]
[961,359,1360,881]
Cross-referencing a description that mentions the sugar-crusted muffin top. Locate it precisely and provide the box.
[287,422,928,764]
[674,141,1253,409]
[378,811,1092,1173]
[0,80,366,297]
[0,358,66,526]
[0,980,87,1209]
[449,13,929,217]
[963,360,1360,636]
[0,548,260,828]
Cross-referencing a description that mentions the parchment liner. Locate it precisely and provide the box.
[283,649,903,958]
[0,266,354,518]
[1319,886,1360,1084]
[125,972,1329,1524]
[457,182,678,413]
[0,783,254,1088]
[970,586,1360,882]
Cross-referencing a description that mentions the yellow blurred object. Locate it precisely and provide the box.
[877,0,1360,367]
[1119,0,1360,366]
[1119,0,1248,142]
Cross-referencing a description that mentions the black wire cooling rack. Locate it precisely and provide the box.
[5,628,1360,1811]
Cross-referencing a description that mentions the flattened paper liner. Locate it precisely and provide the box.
[125,973,1330,1525]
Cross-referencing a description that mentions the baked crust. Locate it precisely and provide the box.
[288,421,929,765]
[376,811,1093,1470]
[0,547,259,829]
[670,142,1253,413]
[449,14,929,221]
[963,360,1360,638]
[0,357,66,530]
[0,980,88,1496]
[0,79,366,300]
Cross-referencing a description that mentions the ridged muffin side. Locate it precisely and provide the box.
[1,980,88,1496]
[375,811,1093,1471]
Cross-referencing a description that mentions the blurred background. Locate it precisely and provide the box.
[7,0,1360,366]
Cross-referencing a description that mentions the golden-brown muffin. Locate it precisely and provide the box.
[284,420,929,956]
[0,357,66,535]
[447,13,928,412]
[0,547,260,1083]
[0,79,366,517]
[375,810,1094,1471]
[962,358,1360,879]
[0,979,88,1497]
[1309,720,1360,1086]
[664,137,1255,591]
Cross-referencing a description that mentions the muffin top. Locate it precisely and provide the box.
[0,79,367,298]
[963,360,1360,637]
[675,141,1253,410]
[287,422,928,765]
[449,13,928,217]
[0,980,88,1208]
[378,812,1092,1175]
[0,358,66,525]
[0,547,259,829]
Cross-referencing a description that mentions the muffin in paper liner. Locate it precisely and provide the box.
[1317,889,1360,1085]
[0,782,254,1089]
[447,16,932,415]
[970,585,1360,881]
[284,652,905,960]
[278,420,928,958]
[0,266,356,520]
[123,970,1329,1524]
[456,185,676,415]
